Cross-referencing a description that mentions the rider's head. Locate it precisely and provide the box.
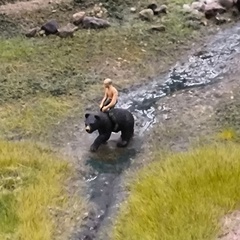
[103,78,112,88]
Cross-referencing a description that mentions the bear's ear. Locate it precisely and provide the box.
[94,115,101,121]
[85,113,90,119]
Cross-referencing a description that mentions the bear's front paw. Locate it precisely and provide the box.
[90,144,98,152]
[117,140,128,148]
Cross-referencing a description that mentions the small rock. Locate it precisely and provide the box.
[57,23,78,38]
[187,10,205,21]
[130,7,137,13]
[191,1,205,11]
[139,9,154,21]
[147,3,158,11]
[38,29,46,36]
[232,8,239,16]
[93,5,101,14]
[72,11,86,25]
[96,10,103,18]
[200,19,208,25]
[185,20,201,30]
[183,3,192,13]
[154,4,168,15]
[204,2,226,19]
[218,0,234,9]
[163,114,170,120]
[214,15,227,24]
[81,16,111,29]
[52,9,57,13]
[148,24,166,32]
[25,27,40,38]
[41,19,58,35]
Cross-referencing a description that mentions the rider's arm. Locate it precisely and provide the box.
[100,89,107,107]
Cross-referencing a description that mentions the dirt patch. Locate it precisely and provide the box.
[0,0,71,15]
[218,211,240,240]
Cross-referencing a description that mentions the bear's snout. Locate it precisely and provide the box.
[85,125,91,133]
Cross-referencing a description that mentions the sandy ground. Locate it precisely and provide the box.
[0,0,71,15]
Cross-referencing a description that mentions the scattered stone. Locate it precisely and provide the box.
[163,114,170,120]
[183,3,192,12]
[139,9,154,21]
[147,3,158,11]
[52,9,57,13]
[154,5,168,14]
[187,10,205,21]
[93,5,101,15]
[38,30,46,36]
[191,1,205,11]
[25,27,40,38]
[200,19,208,25]
[235,0,240,12]
[41,19,58,35]
[148,24,166,32]
[214,15,228,24]
[130,7,137,13]
[96,11,103,18]
[204,2,226,18]
[57,23,78,38]
[185,20,202,30]
[72,11,86,25]
[218,0,234,9]
[81,16,111,29]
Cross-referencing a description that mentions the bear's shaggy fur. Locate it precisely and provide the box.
[84,108,134,152]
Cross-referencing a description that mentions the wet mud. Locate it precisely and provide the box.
[69,23,240,240]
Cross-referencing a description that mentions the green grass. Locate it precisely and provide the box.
[0,140,84,240]
[0,0,199,138]
[113,142,240,240]
[0,95,80,139]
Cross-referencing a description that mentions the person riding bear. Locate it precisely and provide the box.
[99,78,118,112]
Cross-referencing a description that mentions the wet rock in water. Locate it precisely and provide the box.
[25,27,40,38]
[57,23,78,38]
[72,11,86,25]
[204,1,226,18]
[154,5,168,14]
[148,24,166,32]
[139,9,154,21]
[81,16,110,29]
[41,19,58,35]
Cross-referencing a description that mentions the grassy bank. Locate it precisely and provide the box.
[113,142,240,240]
[0,0,200,138]
[0,140,84,240]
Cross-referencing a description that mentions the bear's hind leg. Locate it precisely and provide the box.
[117,130,133,148]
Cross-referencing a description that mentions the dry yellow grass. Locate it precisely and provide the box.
[0,140,84,240]
[113,142,240,240]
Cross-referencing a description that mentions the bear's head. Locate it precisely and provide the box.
[84,113,101,133]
